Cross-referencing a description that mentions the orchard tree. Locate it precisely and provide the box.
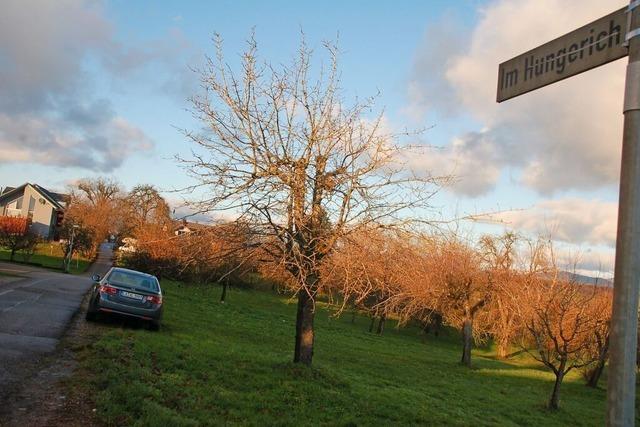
[180,35,443,365]
[429,237,491,367]
[518,276,599,410]
[583,287,612,388]
[480,232,522,359]
[327,229,419,335]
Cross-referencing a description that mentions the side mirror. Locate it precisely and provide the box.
[91,274,101,282]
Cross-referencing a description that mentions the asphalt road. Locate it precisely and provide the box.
[0,243,113,389]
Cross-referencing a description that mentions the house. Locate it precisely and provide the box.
[0,183,67,240]
[174,219,208,236]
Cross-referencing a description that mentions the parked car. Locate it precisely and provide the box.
[86,267,163,330]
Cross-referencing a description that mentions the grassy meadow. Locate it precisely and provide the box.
[0,242,91,274]
[69,281,637,426]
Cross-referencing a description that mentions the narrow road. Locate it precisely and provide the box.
[0,243,113,394]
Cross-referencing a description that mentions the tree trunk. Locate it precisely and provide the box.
[549,369,565,410]
[496,339,509,359]
[586,361,606,388]
[351,310,356,324]
[293,290,315,366]
[369,316,376,333]
[587,337,609,388]
[430,312,442,337]
[461,317,473,367]
[376,314,386,335]
[220,280,228,303]
[10,247,16,262]
[423,321,431,335]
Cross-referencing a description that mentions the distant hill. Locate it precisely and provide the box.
[559,271,613,287]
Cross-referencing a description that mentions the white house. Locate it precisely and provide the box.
[0,183,67,240]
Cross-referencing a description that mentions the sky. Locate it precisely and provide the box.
[0,0,628,276]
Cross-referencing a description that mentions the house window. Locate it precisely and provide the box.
[28,196,36,213]
[15,196,23,210]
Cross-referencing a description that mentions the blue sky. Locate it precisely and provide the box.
[0,0,626,275]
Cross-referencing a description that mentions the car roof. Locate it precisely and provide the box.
[108,267,158,280]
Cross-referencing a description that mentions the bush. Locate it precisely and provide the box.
[19,232,40,262]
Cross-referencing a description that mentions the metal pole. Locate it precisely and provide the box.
[65,226,75,274]
[608,2,640,425]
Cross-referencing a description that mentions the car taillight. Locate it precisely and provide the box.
[146,295,162,305]
[99,284,118,295]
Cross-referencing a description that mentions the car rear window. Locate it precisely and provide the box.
[107,270,159,292]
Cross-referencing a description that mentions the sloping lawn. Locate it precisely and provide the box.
[0,243,91,274]
[71,281,635,426]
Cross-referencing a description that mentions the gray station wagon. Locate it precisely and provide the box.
[85,267,163,330]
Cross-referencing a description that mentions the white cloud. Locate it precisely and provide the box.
[408,0,627,196]
[495,198,618,248]
[165,197,239,224]
[406,130,502,196]
[0,0,195,171]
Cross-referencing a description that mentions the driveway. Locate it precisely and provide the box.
[0,243,113,395]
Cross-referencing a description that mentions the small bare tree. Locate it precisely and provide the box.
[326,228,419,335]
[480,232,521,359]
[583,287,612,388]
[513,238,612,408]
[386,234,491,367]
[519,275,599,410]
[180,34,442,365]
[431,238,490,367]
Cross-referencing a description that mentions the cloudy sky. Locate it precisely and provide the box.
[0,0,627,276]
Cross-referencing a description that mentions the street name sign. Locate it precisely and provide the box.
[497,6,628,102]
[497,3,640,425]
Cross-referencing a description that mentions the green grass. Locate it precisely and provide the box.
[72,282,637,426]
[0,243,91,274]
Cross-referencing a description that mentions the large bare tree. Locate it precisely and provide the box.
[65,177,124,254]
[180,35,442,365]
[126,184,172,229]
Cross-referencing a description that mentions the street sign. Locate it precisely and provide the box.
[497,2,640,425]
[497,6,628,102]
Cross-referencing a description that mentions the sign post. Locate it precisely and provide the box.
[497,2,639,425]
[608,3,640,426]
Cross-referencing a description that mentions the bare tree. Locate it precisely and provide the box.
[383,234,491,367]
[480,232,522,359]
[518,275,599,410]
[326,229,418,335]
[431,238,490,367]
[66,177,124,252]
[126,184,172,229]
[180,34,443,365]
[583,287,612,388]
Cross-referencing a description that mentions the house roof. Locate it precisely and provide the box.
[173,219,211,233]
[0,183,68,210]
[33,184,68,208]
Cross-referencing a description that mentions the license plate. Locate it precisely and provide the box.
[120,290,144,300]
